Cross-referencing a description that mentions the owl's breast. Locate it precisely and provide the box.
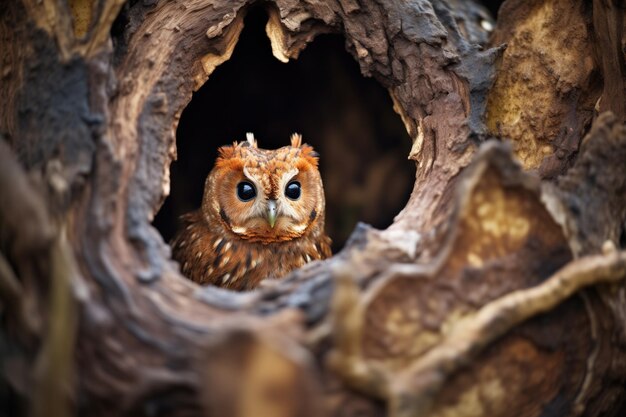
[171,210,331,290]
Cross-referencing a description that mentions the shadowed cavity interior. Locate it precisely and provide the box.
[153,7,414,252]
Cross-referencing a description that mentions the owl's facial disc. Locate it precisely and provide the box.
[205,139,324,244]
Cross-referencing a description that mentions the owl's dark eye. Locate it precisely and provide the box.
[236,181,256,201]
[285,181,301,200]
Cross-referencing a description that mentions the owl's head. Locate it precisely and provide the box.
[201,133,326,244]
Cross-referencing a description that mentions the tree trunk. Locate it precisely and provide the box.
[1,0,625,416]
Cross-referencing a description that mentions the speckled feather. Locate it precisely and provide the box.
[171,133,332,290]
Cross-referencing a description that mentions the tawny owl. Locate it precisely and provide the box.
[171,133,332,290]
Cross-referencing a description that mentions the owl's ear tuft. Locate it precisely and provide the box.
[245,132,258,148]
[217,144,237,161]
[300,144,320,167]
[291,133,319,166]
[290,133,303,148]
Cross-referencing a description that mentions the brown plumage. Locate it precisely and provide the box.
[171,133,332,290]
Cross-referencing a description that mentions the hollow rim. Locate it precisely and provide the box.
[107,0,493,288]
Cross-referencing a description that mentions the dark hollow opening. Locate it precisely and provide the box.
[153,6,414,252]
[483,0,506,17]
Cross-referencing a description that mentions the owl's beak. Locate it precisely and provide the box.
[266,199,277,228]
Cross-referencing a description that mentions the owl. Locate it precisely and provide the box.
[171,133,332,290]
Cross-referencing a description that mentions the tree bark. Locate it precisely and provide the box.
[1,0,625,417]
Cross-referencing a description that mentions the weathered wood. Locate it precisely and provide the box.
[592,0,625,121]
[485,0,600,178]
[1,0,626,416]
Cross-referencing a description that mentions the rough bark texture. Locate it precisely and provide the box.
[1,0,626,417]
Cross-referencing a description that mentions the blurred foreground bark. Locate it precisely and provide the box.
[0,0,625,416]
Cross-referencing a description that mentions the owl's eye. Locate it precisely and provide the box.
[237,181,256,201]
[285,181,301,200]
